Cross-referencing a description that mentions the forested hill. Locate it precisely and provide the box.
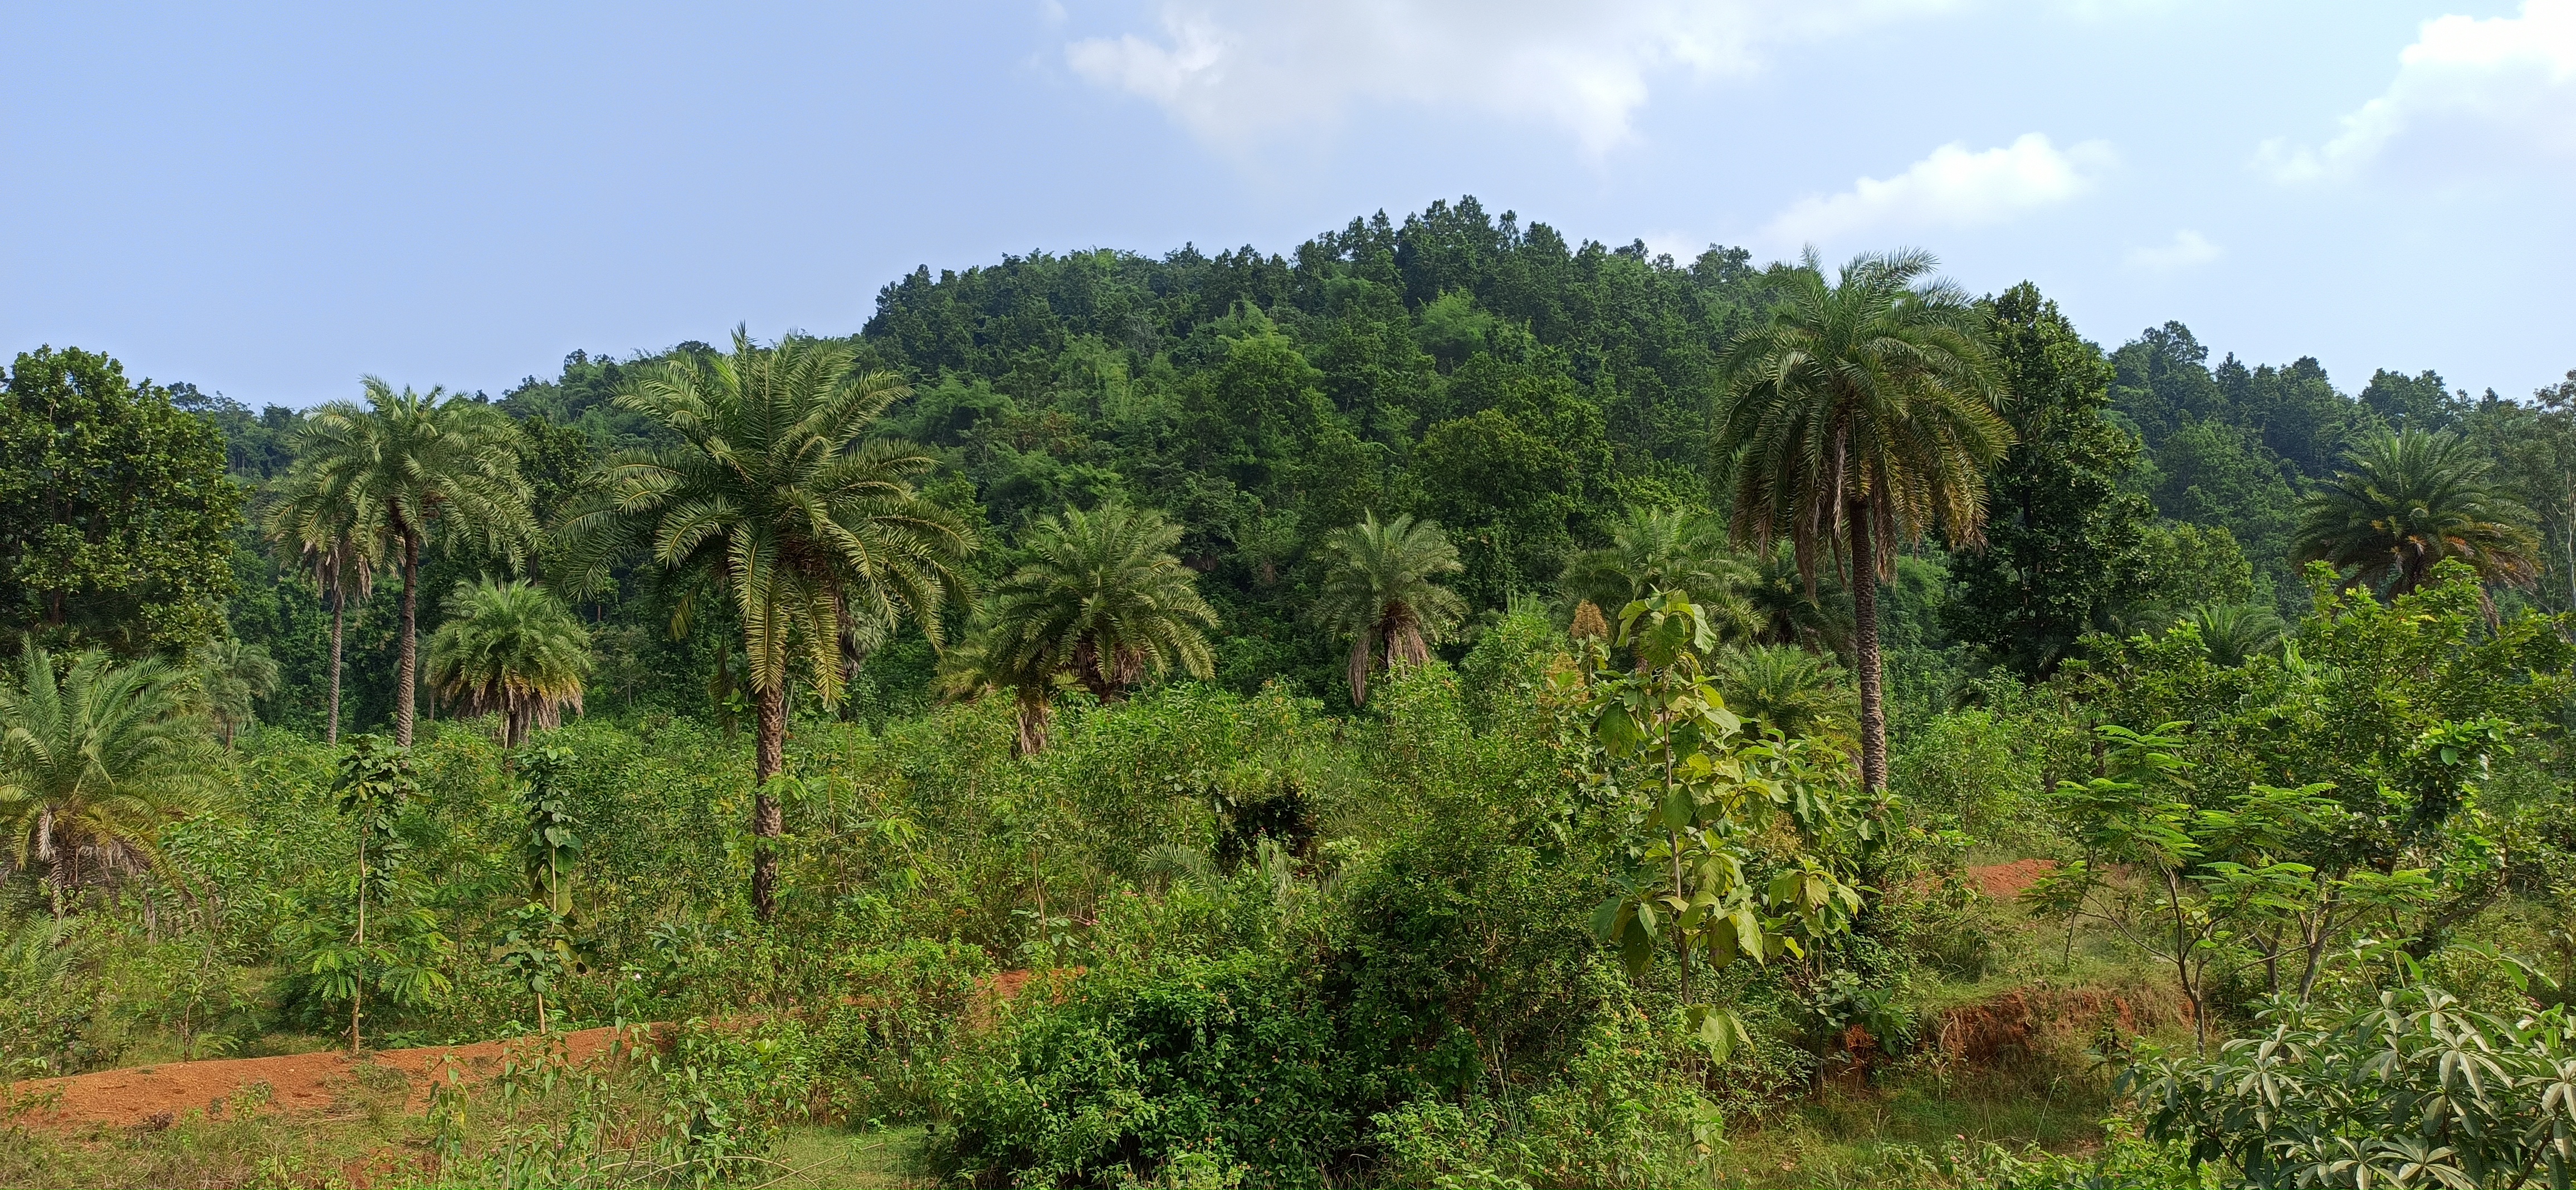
[135,196,2576,733]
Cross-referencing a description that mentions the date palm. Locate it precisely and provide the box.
[554,329,972,918]
[2179,603,2285,669]
[1716,643,1857,747]
[1313,512,1466,705]
[192,637,279,748]
[2292,429,2538,599]
[426,579,591,749]
[291,380,534,747]
[1560,506,1762,648]
[934,613,1062,755]
[1716,248,2009,792]
[262,465,382,743]
[982,503,1216,707]
[1,645,213,919]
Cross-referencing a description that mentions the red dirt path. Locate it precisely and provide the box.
[6,1026,644,1130]
[1967,857,2058,900]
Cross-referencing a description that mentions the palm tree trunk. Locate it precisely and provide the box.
[396,534,419,748]
[1849,508,1887,794]
[1347,634,1373,707]
[1014,687,1052,755]
[752,680,786,921]
[328,594,345,746]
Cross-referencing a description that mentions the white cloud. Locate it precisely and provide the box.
[1760,134,2115,247]
[2260,0,2576,182]
[1063,0,1958,155]
[2124,229,2222,272]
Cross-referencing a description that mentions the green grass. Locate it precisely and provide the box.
[762,1124,931,1189]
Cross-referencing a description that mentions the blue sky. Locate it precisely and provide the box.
[5,1,2571,407]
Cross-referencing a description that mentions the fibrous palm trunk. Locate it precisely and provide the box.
[752,681,787,921]
[396,533,419,748]
[1848,505,1887,794]
[328,593,345,745]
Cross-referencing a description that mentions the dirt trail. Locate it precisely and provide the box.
[1967,857,2058,900]
[5,1026,646,1131]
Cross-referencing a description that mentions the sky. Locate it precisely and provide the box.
[4,0,2572,408]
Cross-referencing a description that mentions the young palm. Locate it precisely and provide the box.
[263,464,383,743]
[192,637,280,748]
[1,646,214,918]
[983,503,1216,706]
[1560,507,1762,646]
[426,579,591,749]
[934,613,1062,755]
[554,329,972,918]
[1312,512,1467,705]
[1716,249,2010,792]
[2179,603,2284,669]
[1716,644,1858,747]
[290,380,534,746]
[2292,429,2539,599]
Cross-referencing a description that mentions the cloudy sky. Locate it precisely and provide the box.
[5,1,2571,406]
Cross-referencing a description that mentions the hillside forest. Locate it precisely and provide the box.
[10,196,2576,1188]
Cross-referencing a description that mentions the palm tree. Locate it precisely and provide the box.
[192,637,280,748]
[982,503,1217,706]
[1313,512,1468,705]
[291,379,534,747]
[1,646,213,919]
[1716,645,1858,747]
[2292,429,2539,599]
[934,613,1062,755]
[2179,603,2284,669]
[1715,249,2009,792]
[426,579,591,749]
[1561,507,1751,609]
[1743,540,1854,658]
[263,463,383,744]
[554,329,972,919]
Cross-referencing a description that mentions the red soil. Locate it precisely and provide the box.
[1966,857,2058,900]
[4,1025,649,1132]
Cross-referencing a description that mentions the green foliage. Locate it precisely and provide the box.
[938,951,1358,1187]
[1948,283,2157,679]
[0,345,242,655]
[2126,986,2576,1188]
[1311,511,1467,705]
[2294,428,2541,598]
[0,645,213,914]
[426,579,591,748]
[980,501,1217,704]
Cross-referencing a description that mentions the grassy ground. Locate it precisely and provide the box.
[765,1125,931,1189]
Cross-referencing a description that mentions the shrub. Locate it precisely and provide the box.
[935,950,1360,1188]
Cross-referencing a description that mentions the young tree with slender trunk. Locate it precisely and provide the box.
[1715,249,2009,793]
[290,381,534,747]
[555,329,972,919]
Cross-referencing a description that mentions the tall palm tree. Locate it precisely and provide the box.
[554,329,972,919]
[192,637,280,748]
[263,464,383,744]
[1312,512,1467,705]
[291,379,534,747]
[426,579,591,749]
[1715,249,2010,792]
[0,646,213,919]
[982,503,1216,706]
[2292,429,2539,599]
